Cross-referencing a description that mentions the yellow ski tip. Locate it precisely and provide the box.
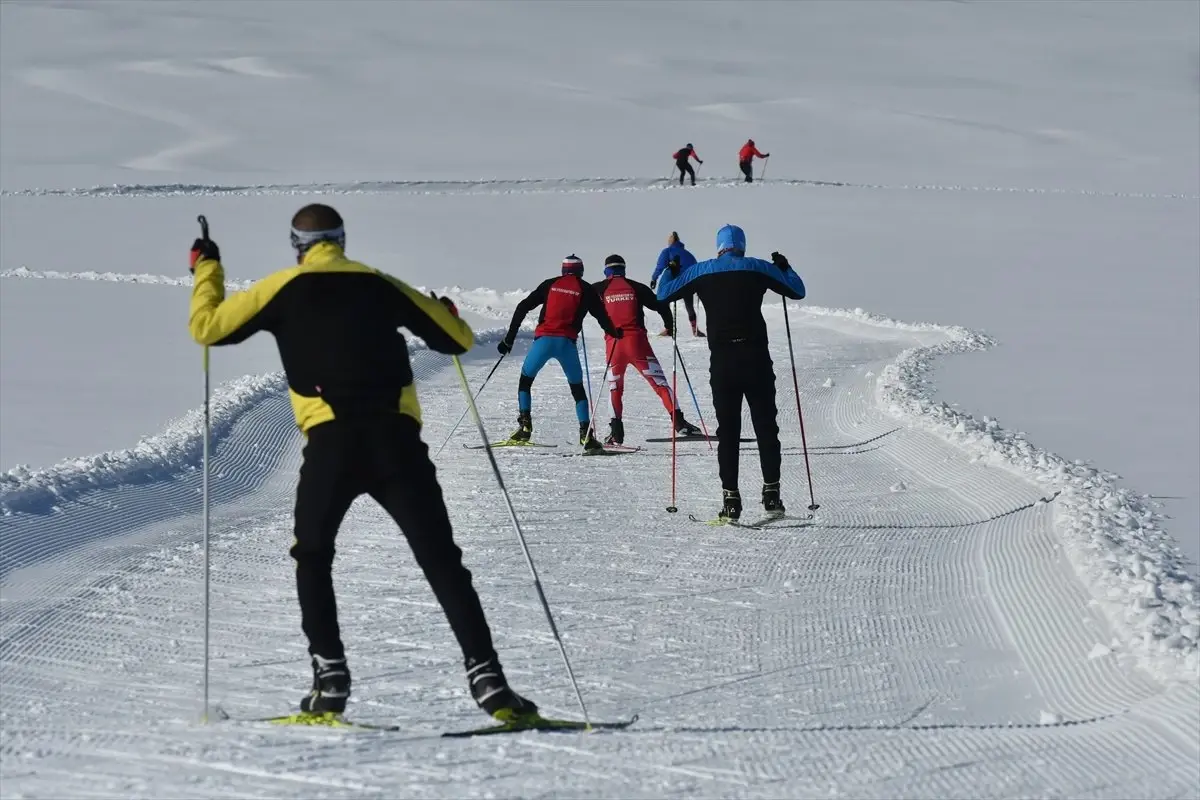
[267,711,352,727]
[489,708,541,725]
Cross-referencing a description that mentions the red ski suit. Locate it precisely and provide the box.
[739,142,766,162]
[594,275,677,419]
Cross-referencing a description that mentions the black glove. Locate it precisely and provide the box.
[189,237,220,273]
[667,256,681,277]
[498,339,513,355]
[649,277,657,291]
[430,292,459,317]
[770,251,791,271]
[609,328,625,340]
[764,153,770,158]
[699,160,704,165]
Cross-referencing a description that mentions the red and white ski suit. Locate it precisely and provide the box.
[594,275,677,418]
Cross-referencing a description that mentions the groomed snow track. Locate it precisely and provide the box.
[1,277,1197,799]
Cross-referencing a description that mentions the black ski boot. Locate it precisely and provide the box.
[719,489,742,522]
[605,417,624,446]
[580,423,604,453]
[762,481,785,517]
[466,655,539,723]
[674,409,702,437]
[509,412,532,442]
[300,654,351,714]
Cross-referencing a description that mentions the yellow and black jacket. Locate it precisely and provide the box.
[189,241,473,433]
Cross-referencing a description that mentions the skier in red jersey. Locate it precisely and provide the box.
[593,254,701,445]
[738,139,769,183]
[499,255,623,452]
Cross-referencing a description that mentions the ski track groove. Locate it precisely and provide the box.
[1,299,1197,797]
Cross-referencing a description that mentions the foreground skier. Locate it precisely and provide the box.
[656,224,806,521]
[593,254,701,445]
[187,203,537,722]
[498,254,623,452]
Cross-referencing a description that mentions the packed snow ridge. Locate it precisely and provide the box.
[0,266,256,291]
[0,275,505,518]
[0,372,286,517]
[868,312,1199,684]
[2,177,1196,201]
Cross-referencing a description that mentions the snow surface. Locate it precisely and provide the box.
[2,0,1199,797]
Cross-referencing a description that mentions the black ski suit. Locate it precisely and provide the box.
[673,146,701,186]
[659,252,805,492]
[189,242,498,667]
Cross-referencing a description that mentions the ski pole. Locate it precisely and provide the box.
[452,354,592,728]
[667,301,679,513]
[197,214,212,723]
[585,339,616,444]
[579,328,594,416]
[673,344,713,451]
[782,297,819,511]
[760,156,769,181]
[433,353,505,457]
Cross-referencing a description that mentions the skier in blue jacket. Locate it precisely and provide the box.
[649,232,704,337]
[656,224,806,522]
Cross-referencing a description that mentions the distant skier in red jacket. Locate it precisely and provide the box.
[673,144,702,186]
[738,140,769,183]
[594,254,701,445]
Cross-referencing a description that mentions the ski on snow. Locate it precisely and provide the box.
[687,513,813,530]
[562,444,642,457]
[645,435,754,443]
[215,707,637,737]
[463,440,558,450]
[212,706,400,731]
[443,713,639,738]
[462,441,639,456]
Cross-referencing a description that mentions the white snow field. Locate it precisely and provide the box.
[2,1,1199,798]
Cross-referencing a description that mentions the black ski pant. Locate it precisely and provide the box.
[676,159,696,185]
[709,342,782,492]
[740,159,754,183]
[290,414,495,666]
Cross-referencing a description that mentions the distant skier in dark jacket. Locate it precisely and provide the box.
[499,255,623,452]
[738,140,769,182]
[673,144,702,186]
[650,231,704,337]
[655,224,806,521]
[593,254,701,445]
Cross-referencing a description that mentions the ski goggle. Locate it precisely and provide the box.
[290,225,345,257]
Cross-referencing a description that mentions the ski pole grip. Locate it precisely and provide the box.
[197,215,210,242]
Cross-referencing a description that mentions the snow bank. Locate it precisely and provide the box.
[0,294,509,517]
[0,272,522,322]
[0,371,286,516]
[819,305,1200,684]
[4,177,1194,201]
[0,266,255,291]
